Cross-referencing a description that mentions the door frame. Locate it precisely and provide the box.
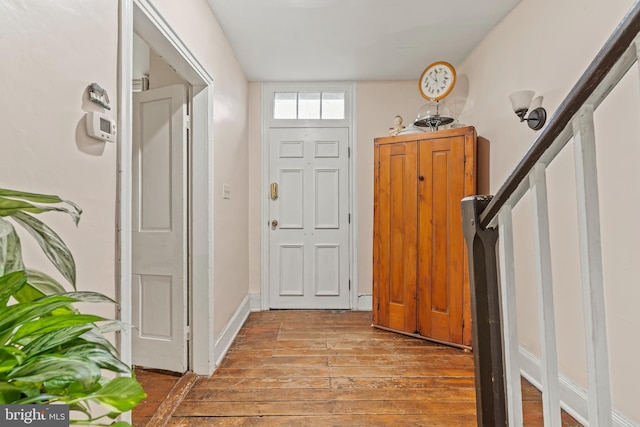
[260,82,358,310]
[119,0,215,375]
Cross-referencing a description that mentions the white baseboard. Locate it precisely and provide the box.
[249,293,262,312]
[519,347,637,427]
[357,294,372,311]
[214,295,251,368]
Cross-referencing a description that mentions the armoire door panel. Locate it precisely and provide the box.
[375,142,418,333]
[418,136,466,344]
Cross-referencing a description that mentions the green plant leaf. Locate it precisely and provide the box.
[21,324,96,356]
[12,393,61,404]
[84,376,146,413]
[0,346,25,373]
[61,291,116,304]
[0,197,52,216]
[11,212,76,287]
[62,345,129,374]
[109,422,133,427]
[0,189,82,225]
[0,295,77,340]
[0,219,24,276]
[13,269,69,303]
[0,382,24,403]
[0,189,64,204]
[8,355,101,390]
[12,314,104,343]
[0,271,27,307]
[78,330,118,355]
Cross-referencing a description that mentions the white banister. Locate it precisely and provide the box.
[572,105,612,427]
[498,206,523,427]
[529,163,561,427]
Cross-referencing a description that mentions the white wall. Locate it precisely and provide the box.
[457,0,640,422]
[0,0,119,319]
[148,0,250,339]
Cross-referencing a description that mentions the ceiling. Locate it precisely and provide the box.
[205,0,521,82]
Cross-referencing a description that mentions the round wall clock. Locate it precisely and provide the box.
[418,61,457,101]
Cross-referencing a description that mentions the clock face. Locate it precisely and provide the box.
[419,61,457,101]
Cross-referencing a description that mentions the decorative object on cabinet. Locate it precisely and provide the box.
[388,115,406,135]
[372,126,489,349]
[509,90,547,130]
[414,99,454,131]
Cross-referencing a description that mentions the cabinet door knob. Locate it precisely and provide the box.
[419,176,425,181]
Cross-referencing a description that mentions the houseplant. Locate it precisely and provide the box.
[0,188,145,426]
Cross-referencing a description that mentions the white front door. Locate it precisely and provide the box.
[269,127,350,309]
[131,84,188,372]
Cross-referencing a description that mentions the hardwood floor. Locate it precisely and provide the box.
[135,310,582,426]
[133,368,181,426]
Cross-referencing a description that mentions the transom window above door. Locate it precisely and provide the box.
[273,91,345,120]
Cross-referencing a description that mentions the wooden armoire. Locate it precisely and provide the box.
[372,126,489,349]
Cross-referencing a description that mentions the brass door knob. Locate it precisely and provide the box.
[271,220,279,228]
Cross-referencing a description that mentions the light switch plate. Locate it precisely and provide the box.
[223,183,231,199]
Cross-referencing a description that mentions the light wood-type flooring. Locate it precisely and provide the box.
[134,310,582,426]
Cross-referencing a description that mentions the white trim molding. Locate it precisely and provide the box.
[249,293,262,312]
[118,0,134,370]
[214,296,251,367]
[519,347,636,427]
[357,294,372,311]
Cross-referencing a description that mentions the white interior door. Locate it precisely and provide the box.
[269,127,350,309]
[132,84,188,372]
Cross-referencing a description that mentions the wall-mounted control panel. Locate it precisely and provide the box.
[85,111,116,143]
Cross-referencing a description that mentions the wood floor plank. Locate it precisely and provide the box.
[221,355,328,368]
[328,353,473,367]
[168,414,478,426]
[330,376,476,389]
[211,366,330,378]
[328,365,474,377]
[191,377,330,390]
[174,399,478,417]
[184,387,476,402]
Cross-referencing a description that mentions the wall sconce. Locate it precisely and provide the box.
[509,90,546,131]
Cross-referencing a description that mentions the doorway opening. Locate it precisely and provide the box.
[119,0,215,376]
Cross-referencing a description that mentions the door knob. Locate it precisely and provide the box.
[271,220,279,228]
[419,176,425,181]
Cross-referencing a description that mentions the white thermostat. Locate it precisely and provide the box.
[86,111,116,142]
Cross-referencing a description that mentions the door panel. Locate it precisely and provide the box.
[132,85,187,372]
[375,142,418,332]
[269,128,350,309]
[418,136,466,344]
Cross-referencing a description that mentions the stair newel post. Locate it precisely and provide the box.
[461,195,507,427]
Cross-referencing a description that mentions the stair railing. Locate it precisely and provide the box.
[461,2,640,426]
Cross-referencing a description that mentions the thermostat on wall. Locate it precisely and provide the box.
[86,111,116,142]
